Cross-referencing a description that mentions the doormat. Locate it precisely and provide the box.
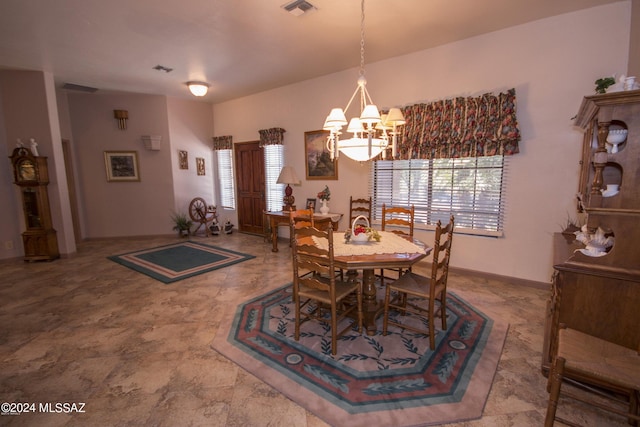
[211,283,508,426]
[108,241,255,284]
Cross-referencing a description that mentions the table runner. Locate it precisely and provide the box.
[313,231,425,256]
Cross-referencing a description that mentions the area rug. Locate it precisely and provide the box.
[108,241,255,284]
[212,283,509,427]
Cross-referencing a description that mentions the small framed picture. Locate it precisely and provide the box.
[104,151,140,182]
[306,198,317,212]
[305,130,338,180]
[196,157,205,176]
[178,150,188,169]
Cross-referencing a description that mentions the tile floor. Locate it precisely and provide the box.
[0,233,629,426]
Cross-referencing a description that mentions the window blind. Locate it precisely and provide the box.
[370,155,507,236]
[264,144,284,212]
[216,149,236,209]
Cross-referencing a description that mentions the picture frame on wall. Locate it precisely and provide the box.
[104,151,140,182]
[196,157,205,176]
[306,198,317,212]
[304,130,338,180]
[178,150,188,169]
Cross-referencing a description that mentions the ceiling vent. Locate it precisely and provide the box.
[62,83,98,93]
[282,0,315,16]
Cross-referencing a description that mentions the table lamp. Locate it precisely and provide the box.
[277,166,300,211]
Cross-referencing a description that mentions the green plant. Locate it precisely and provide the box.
[595,77,615,94]
[171,212,193,233]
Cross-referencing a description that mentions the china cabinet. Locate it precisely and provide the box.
[9,146,59,261]
[542,91,640,395]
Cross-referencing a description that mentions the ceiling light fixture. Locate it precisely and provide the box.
[322,0,405,162]
[187,81,210,97]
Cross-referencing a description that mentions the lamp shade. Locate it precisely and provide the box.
[385,107,406,125]
[360,104,381,125]
[187,81,209,97]
[276,166,300,185]
[326,108,348,128]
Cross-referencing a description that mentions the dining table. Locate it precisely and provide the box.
[313,230,432,335]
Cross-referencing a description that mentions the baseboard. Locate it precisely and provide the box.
[450,266,550,290]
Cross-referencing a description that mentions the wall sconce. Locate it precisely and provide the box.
[141,135,162,151]
[114,110,128,130]
[187,81,210,97]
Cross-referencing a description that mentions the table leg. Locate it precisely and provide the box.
[270,218,279,252]
[361,268,383,336]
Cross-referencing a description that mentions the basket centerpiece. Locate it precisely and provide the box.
[344,215,381,244]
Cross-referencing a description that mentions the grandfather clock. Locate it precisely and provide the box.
[9,146,59,261]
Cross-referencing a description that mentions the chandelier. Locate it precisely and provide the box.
[323,0,405,162]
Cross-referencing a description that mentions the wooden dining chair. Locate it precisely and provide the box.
[349,196,372,224]
[382,215,454,350]
[288,209,314,247]
[291,224,363,356]
[545,325,640,426]
[379,203,415,286]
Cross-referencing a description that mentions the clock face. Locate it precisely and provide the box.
[18,159,36,181]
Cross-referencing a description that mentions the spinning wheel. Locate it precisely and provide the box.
[188,197,217,236]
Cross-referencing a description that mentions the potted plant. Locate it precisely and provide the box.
[171,212,193,237]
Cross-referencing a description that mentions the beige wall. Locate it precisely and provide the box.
[213,2,631,283]
[629,0,640,77]
[65,93,215,239]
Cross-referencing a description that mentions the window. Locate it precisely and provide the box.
[370,155,507,236]
[264,144,284,212]
[216,149,236,209]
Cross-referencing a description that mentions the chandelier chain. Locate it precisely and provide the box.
[359,0,365,77]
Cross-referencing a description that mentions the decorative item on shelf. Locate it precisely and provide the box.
[187,81,209,97]
[277,166,300,211]
[601,184,620,197]
[606,128,627,153]
[317,185,331,214]
[114,109,128,130]
[624,76,638,90]
[594,77,616,94]
[29,138,39,156]
[573,225,614,257]
[321,0,405,162]
[141,135,162,151]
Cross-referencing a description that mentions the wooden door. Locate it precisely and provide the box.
[234,141,265,234]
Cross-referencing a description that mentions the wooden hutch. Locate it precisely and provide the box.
[542,91,640,392]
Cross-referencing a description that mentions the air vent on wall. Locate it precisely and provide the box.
[282,0,315,16]
[62,83,98,93]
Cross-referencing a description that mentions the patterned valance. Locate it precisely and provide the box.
[396,89,520,160]
[259,127,286,147]
[212,135,233,151]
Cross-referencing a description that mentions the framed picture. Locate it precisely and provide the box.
[196,157,205,176]
[305,130,338,180]
[178,150,188,169]
[104,151,140,182]
[306,198,317,212]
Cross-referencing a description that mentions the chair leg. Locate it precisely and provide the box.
[545,357,566,427]
[428,298,436,350]
[440,292,447,331]
[331,302,338,356]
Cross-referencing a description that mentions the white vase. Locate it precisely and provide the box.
[320,200,330,214]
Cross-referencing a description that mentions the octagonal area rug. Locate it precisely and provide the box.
[211,283,508,427]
